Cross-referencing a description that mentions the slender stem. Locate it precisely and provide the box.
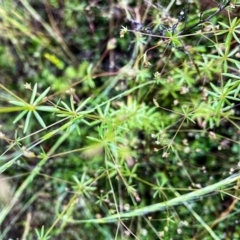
[179,0,232,35]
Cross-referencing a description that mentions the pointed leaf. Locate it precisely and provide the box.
[30,83,38,104]
[33,111,46,128]
[35,106,58,112]
[226,96,240,101]
[9,101,27,107]
[13,110,28,124]
[233,32,240,43]
[61,101,72,112]
[72,175,81,185]
[222,73,240,79]
[234,84,240,98]
[33,86,50,105]
[70,95,75,111]
[209,83,221,94]
[76,97,91,112]
[24,111,32,133]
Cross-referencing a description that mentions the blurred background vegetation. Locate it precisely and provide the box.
[0,0,240,239]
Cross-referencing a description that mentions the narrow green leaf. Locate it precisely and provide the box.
[214,99,224,114]
[33,86,50,105]
[86,63,95,88]
[234,84,240,98]
[87,136,102,143]
[31,83,38,104]
[72,175,81,185]
[96,106,104,117]
[24,111,32,133]
[227,47,239,57]
[13,110,28,124]
[9,101,27,107]
[35,106,58,112]
[104,102,110,116]
[56,114,70,117]
[227,88,239,96]
[222,104,234,111]
[218,21,229,29]
[70,95,75,111]
[230,17,237,27]
[209,83,221,94]
[222,73,240,79]
[233,32,240,43]
[81,119,91,126]
[207,91,219,98]
[61,101,72,112]
[33,111,46,128]
[226,96,240,101]
[76,97,91,112]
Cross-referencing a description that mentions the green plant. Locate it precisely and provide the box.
[0,0,240,239]
[35,226,51,240]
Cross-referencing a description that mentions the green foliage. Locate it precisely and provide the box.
[9,83,53,133]
[0,0,240,239]
[35,226,51,240]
